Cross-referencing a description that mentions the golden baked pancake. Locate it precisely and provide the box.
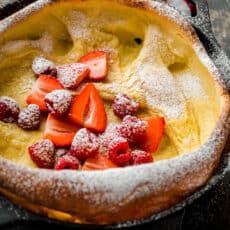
[0,0,229,225]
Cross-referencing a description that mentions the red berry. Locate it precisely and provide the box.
[32,56,57,77]
[55,154,79,170]
[57,63,89,89]
[108,137,131,166]
[28,139,55,168]
[69,128,99,160]
[0,96,20,123]
[117,115,147,143]
[17,104,41,130]
[112,94,139,118]
[130,150,153,165]
[45,90,72,117]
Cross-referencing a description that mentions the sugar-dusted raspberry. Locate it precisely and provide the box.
[54,154,79,170]
[112,94,139,118]
[117,115,147,143]
[32,56,57,77]
[70,128,99,160]
[57,63,89,89]
[54,148,69,164]
[0,96,20,123]
[45,90,72,117]
[28,139,55,168]
[17,104,41,130]
[130,150,153,165]
[98,123,121,154]
[108,137,131,166]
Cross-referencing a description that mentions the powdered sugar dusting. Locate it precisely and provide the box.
[0,0,229,225]
[32,56,56,76]
[31,32,53,54]
[137,60,185,119]
[17,104,41,130]
[62,11,90,41]
[177,73,208,99]
[57,63,89,89]
[45,89,72,116]
[70,128,99,160]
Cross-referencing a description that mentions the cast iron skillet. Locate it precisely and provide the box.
[0,1,230,229]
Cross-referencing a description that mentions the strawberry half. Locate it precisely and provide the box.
[68,83,107,132]
[26,75,64,111]
[82,153,118,171]
[141,117,165,153]
[44,114,80,147]
[78,51,108,81]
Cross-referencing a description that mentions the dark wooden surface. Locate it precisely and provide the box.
[207,0,230,56]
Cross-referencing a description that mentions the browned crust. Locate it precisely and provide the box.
[0,0,229,225]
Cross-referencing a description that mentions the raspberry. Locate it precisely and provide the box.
[98,123,121,153]
[54,154,79,170]
[28,139,55,168]
[112,94,139,118]
[130,150,153,165]
[55,148,69,158]
[32,56,57,77]
[17,104,41,130]
[117,115,147,143]
[70,128,99,160]
[45,90,72,117]
[108,137,131,166]
[0,96,20,123]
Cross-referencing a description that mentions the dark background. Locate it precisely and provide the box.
[0,0,230,229]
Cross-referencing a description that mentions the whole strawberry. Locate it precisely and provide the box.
[17,104,41,130]
[28,139,55,169]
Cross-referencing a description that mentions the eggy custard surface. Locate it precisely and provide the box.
[0,0,220,167]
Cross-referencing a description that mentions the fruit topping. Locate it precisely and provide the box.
[117,115,147,143]
[55,148,69,162]
[57,63,89,89]
[26,75,64,111]
[108,137,131,166]
[130,150,153,165]
[68,83,107,132]
[78,51,108,80]
[98,123,121,153]
[82,153,118,170]
[17,104,41,130]
[55,154,79,170]
[44,114,80,147]
[0,96,20,123]
[45,89,72,117]
[70,128,99,160]
[140,117,165,152]
[112,94,139,118]
[28,139,55,169]
[32,56,57,77]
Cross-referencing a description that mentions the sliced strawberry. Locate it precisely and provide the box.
[26,75,64,111]
[68,83,107,132]
[57,63,89,89]
[44,114,80,147]
[78,51,108,80]
[82,153,118,171]
[141,117,165,153]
